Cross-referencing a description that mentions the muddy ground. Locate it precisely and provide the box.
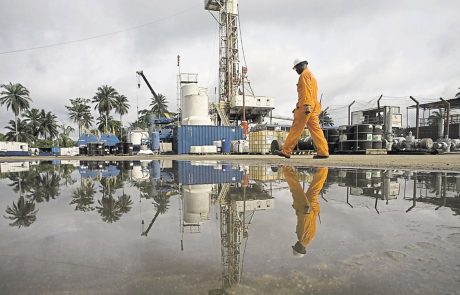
[2,153,460,172]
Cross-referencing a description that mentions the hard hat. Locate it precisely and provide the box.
[293,57,308,69]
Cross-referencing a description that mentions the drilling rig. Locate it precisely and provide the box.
[205,0,274,126]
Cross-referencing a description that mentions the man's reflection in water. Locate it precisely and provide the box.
[283,166,328,257]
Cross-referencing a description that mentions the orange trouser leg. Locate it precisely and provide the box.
[307,114,329,156]
[283,166,310,212]
[282,108,308,155]
[306,167,329,206]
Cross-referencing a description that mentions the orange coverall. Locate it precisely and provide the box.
[282,68,329,157]
[284,166,328,248]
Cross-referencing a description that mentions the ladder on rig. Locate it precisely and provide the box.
[214,102,231,126]
[217,183,231,204]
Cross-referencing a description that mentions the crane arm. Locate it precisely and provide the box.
[136,70,158,99]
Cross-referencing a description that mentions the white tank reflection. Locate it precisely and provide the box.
[182,184,212,225]
[131,161,151,181]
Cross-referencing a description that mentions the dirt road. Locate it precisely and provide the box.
[2,154,460,172]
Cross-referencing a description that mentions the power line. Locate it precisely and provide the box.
[0,5,197,55]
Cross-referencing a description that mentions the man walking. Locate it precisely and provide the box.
[276,57,329,159]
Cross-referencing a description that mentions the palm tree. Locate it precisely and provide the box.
[0,82,32,141]
[428,110,443,126]
[319,110,334,127]
[66,98,94,137]
[4,196,38,228]
[92,85,119,133]
[96,114,121,134]
[113,94,130,134]
[58,124,75,147]
[23,108,42,138]
[149,93,168,118]
[130,109,151,129]
[39,110,59,141]
[5,119,33,142]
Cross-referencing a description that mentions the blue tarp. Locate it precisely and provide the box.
[100,134,120,147]
[76,134,98,147]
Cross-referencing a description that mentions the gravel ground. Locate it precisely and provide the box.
[2,153,460,172]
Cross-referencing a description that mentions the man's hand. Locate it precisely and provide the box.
[293,104,311,115]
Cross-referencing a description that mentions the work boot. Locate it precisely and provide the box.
[313,155,329,159]
[275,150,291,159]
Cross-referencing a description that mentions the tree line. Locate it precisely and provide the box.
[0,82,170,147]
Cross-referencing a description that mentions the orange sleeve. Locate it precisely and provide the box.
[297,73,314,106]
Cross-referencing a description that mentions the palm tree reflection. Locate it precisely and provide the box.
[96,176,133,223]
[4,195,38,228]
[141,193,170,236]
[70,180,97,212]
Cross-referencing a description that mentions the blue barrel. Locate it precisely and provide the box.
[222,138,231,154]
[151,160,161,180]
[51,147,60,156]
[151,132,160,151]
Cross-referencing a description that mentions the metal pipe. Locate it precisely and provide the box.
[242,67,247,123]
[348,100,356,125]
[406,174,417,213]
[377,94,383,125]
[410,96,420,139]
[440,97,450,138]
[406,107,409,128]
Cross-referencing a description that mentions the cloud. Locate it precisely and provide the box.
[0,0,459,132]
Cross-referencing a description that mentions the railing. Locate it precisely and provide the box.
[418,115,460,127]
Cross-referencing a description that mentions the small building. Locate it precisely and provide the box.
[351,106,402,127]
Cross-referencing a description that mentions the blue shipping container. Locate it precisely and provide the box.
[175,161,243,185]
[174,125,243,154]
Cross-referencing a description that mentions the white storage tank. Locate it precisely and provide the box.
[129,130,149,146]
[181,85,211,125]
[182,184,212,224]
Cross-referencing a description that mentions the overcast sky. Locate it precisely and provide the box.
[0,0,459,134]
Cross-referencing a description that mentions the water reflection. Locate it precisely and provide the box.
[284,166,328,257]
[1,161,459,229]
[1,160,459,293]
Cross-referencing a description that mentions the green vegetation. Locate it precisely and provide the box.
[65,98,94,137]
[0,82,137,147]
[92,85,119,134]
[319,110,334,127]
[0,82,32,141]
[130,92,170,129]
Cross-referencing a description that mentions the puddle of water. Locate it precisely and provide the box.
[0,160,459,294]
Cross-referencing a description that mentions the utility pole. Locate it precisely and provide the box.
[440,97,450,139]
[377,94,383,125]
[348,100,356,125]
[409,96,420,139]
